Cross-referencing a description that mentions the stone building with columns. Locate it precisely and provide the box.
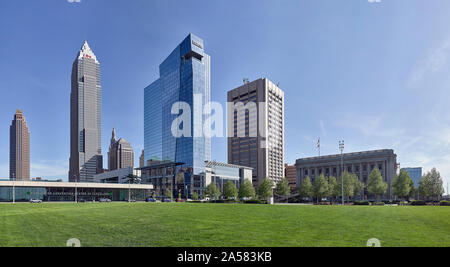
[295,149,397,199]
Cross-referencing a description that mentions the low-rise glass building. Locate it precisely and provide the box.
[138,161,252,198]
[0,180,153,202]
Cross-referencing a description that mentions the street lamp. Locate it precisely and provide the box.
[12,172,15,204]
[339,140,345,205]
[72,175,78,203]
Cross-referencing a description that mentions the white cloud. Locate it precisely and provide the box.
[334,113,405,139]
[409,39,450,87]
[333,111,450,194]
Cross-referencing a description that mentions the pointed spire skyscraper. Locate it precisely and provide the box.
[69,41,103,182]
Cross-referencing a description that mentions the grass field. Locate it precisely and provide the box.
[0,202,449,247]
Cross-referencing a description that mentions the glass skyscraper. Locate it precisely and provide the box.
[144,34,211,191]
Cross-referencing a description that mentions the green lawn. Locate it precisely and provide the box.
[0,203,449,247]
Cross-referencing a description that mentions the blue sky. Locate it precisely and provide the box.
[0,0,449,193]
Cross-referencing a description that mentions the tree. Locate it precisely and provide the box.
[298,176,313,200]
[367,168,388,200]
[313,174,329,203]
[258,178,275,200]
[165,188,172,199]
[408,179,416,200]
[352,174,364,200]
[239,179,256,200]
[419,168,444,201]
[392,170,412,200]
[337,172,355,203]
[205,182,220,200]
[327,176,339,199]
[276,178,291,202]
[192,192,199,201]
[223,181,238,200]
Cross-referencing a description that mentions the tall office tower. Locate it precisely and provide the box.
[69,41,103,182]
[144,33,211,187]
[139,150,145,168]
[10,110,30,181]
[227,78,285,187]
[108,128,134,170]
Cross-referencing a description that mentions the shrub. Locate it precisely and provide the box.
[243,199,265,204]
[440,200,450,206]
[410,200,426,206]
[314,202,331,206]
[384,200,400,205]
[353,201,370,206]
[373,202,385,206]
[209,200,238,204]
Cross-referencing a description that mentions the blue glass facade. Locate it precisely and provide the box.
[144,34,211,177]
[402,167,422,187]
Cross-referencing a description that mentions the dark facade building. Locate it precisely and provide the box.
[10,110,30,181]
[227,78,285,187]
[295,149,397,199]
[69,41,103,182]
[285,164,296,191]
[108,128,134,171]
[139,150,145,168]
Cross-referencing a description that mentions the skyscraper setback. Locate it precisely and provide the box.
[69,41,103,182]
[10,110,30,181]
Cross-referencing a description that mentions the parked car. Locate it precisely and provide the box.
[162,198,172,203]
[146,198,156,202]
[99,198,112,203]
[78,199,86,203]
[128,199,137,203]
[176,198,185,203]
[30,199,42,204]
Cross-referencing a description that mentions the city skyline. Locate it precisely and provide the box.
[0,1,449,193]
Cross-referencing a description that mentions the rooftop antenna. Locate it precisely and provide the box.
[243,78,249,84]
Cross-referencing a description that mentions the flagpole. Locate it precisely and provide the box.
[318,138,321,157]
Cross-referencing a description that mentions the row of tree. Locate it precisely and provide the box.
[189,167,445,202]
[199,178,277,201]
[297,168,387,202]
[295,167,445,202]
[392,168,445,200]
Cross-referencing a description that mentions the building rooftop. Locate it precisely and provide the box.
[205,161,253,170]
[296,149,396,164]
